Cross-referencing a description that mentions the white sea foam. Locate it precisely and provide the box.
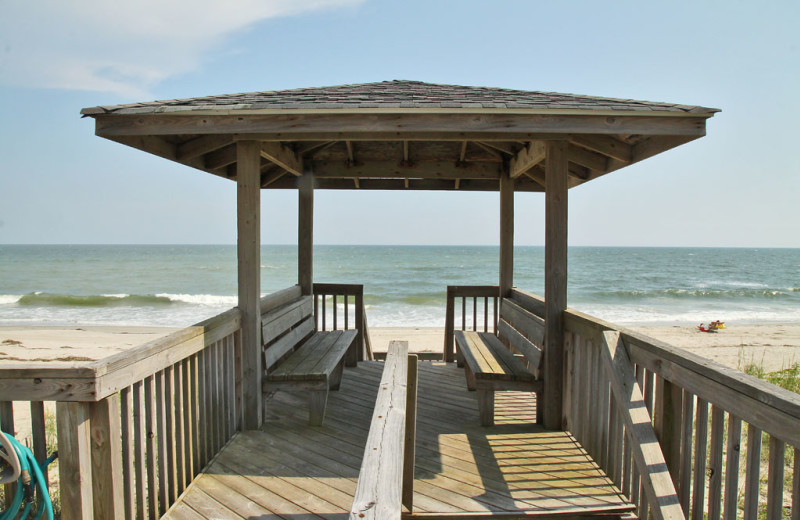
[155,293,238,306]
[0,295,22,305]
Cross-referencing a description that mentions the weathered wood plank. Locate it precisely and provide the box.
[544,140,568,430]
[298,169,314,294]
[90,394,125,520]
[766,436,785,520]
[743,424,762,520]
[723,415,742,520]
[600,331,684,520]
[57,401,94,520]
[93,112,711,139]
[350,342,408,520]
[237,140,262,430]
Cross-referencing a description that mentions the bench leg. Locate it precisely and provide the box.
[309,390,329,426]
[535,391,543,424]
[464,366,476,391]
[345,340,358,368]
[456,347,464,368]
[477,389,494,426]
[329,361,345,391]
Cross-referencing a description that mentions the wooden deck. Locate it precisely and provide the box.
[163,361,633,520]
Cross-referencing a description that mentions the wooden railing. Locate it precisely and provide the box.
[350,341,417,520]
[0,307,244,520]
[313,283,373,362]
[443,285,500,362]
[509,288,798,520]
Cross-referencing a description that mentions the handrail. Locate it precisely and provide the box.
[443,285,499,362]
[313,282,372,362]
[0,302,247,520]
[350,341,417,519]
[560,297,799,520]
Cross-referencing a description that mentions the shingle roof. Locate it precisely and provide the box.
[81,80,719,116]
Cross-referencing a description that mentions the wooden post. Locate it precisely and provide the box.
[237,140,262,430]
[57,401,94,520]
[499,167,514,298]
[544,140,568,430]
[403,354,418,510]
[90,395,125,519]
[655,378,683,488]
[298,169,314,295]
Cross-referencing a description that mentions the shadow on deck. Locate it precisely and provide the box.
[164,361,632,519]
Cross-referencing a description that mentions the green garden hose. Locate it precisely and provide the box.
[0,430,54,520]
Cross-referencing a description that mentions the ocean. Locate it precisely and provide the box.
[1,245,798,327]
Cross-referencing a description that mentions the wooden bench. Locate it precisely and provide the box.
[261,294,357,425]
[454,297,544,426]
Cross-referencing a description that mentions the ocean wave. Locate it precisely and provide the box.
[596,287,794,300]
[0,295,23,305]
[12,292,237,308]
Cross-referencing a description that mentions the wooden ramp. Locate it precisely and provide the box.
[163,361,634,520]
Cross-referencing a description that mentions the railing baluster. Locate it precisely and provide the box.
[743,424,762,520]
[692,398,709,520]
[133,381,147,520]
[121,386,135,520]
[680,390,695,514]
[723,415,742,520]
[766,436,785,520]
[792,447,799,520]
[145,375,158,520]
[708,405,725,520]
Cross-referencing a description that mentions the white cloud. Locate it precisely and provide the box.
[0,0,363,98]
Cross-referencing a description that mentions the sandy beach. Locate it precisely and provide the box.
[2,322,799,371]
[2,322,799,445]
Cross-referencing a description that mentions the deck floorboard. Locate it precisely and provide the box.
[163,361,631,519]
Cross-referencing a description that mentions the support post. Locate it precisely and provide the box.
[298,169,314,295]
[90,395,125,519]
[544,140,568,430]
[499,167,514,298]
[57,401,94,520]
[237,140,262,429]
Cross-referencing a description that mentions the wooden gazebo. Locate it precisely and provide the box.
[8,80,793,520]
[81,80,719,434]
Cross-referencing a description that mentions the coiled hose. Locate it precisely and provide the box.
[0,430,54,520]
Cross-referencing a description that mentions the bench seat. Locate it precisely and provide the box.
[454,297,544,426]
[265,329,357,425]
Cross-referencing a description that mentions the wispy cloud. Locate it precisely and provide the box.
[0,0,363,98]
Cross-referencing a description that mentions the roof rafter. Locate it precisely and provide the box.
[510,141,546,179]
[260,142,302,176]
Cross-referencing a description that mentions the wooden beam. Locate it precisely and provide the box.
[570,135,633,162]
[237,140,262,430]
[353,177,360,189]
[544,140,568,430]
[260,142,302,176]
[297,140,336,156]
[94,112,711,139]
[261,170,286,188]
[402,140,410,165]
[262,176,545,192]
[205,144,237,170]
[459,141,468,163]
[310,159,501,180]
[345,140,355,165]
[473,141,502,158]
[177,135,234,161]
[499,168,514,298]
[477,141,516,155]
[510,141,546,178]
[600,331,685,520]
[298,170,314,295]
[568,143,608,171]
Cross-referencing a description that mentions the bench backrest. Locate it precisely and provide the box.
[498,297,545,377]
[261,295,315,372]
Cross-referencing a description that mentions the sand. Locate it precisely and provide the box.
[2,322,799,445]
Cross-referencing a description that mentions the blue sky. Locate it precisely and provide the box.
[1,0,798,247]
